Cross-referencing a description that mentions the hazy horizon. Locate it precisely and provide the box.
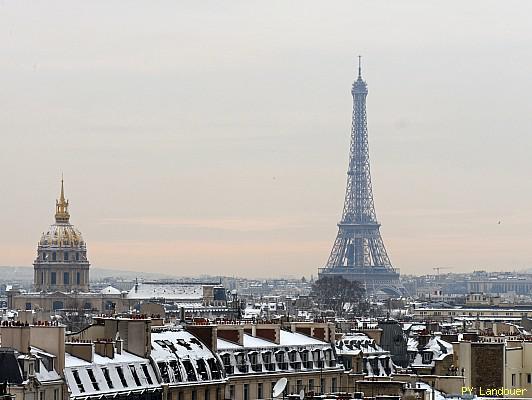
[2,1,532,278]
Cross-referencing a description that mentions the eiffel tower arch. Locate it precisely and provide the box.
[318,58,405,297]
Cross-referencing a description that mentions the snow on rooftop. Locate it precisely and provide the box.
[150,328,216,361]
[128,282,204,300]
[100,286,121,295]
[243,334,276,348]
[217,338,243,351]
[65,349,147,368]
[65,349,159,398]
[279,330,326,346]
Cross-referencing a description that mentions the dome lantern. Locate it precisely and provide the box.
[55,177,70,224]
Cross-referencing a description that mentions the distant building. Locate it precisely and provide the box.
[9,181,227,318]
[34,179,90,292]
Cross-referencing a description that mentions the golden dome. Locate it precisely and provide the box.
[38,178,86,250]
[39,224,85,248]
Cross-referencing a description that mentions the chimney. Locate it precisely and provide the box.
[94,340,115,358]
[116,338,123,354]
[217,324,244,346]
[65,342,93,363]
[254,324,280,344]
[185,325,218,352]
[0,323,31,354]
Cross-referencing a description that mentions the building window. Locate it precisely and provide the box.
[64,251,69,261]
[52,252,57,261]
[320,378,326,394]
[51,272,56,285]
[205,389,210,400]
[229,385,235,400]
[116,366,128,387]
[39,391,45,400]
[528,374,531,384]
[512,374,516,386]
[309,379,314,392]
[77,272,81,285]
[102,367,113,389]
[129,365,141,386]
[63,272,69,285]
[76,252,80,261]
[244,384,249,400]
[87,369,99,390]
[332,378,337,392]
[71,370,85,393]
[192,390,197,400]
[258,383,264,399]
[54,389,59,400]
[25,302,31,310]
[141,364,153,385]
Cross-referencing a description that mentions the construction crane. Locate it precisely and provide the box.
[433,267,452,276]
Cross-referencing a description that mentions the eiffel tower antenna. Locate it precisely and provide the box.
[318,58,405,297]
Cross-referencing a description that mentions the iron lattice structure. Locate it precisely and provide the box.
[319,59,404,296]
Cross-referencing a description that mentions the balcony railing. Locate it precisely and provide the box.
[290,361,301,370]
[251,364,262,372]
[276,362,288,370]
[224,365,234,375]
[236,364,249,373]
[264,363,276,371]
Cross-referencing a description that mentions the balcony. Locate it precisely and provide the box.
[276,362,288,370]
[251,364,262,373]
[224,365,234,375]
[236,364,249,373]
[264,363,276,372]
[290,362,301,370]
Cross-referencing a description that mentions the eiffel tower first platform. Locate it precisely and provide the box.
[318,58,405,297]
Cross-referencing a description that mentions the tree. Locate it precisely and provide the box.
[311,275,366,317]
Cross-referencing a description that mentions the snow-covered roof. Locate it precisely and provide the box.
[64,349,159,398]
[243,334,277,348]
[217,338,243,351]
[336,333,390,357]
[128,282,204,300]
[30,347,62,383]
[150,327,224,385]
[100,286,121,295]
[279,330,327,346]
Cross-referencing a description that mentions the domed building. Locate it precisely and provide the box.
[33,180,90,292]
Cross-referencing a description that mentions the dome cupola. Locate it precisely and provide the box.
[33,178,90,293]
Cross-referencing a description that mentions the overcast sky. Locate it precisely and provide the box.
[1,1,532,278]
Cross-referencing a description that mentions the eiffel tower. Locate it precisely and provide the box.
[318,58,405,297]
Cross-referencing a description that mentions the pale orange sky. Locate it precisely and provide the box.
[1,1,532,278]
